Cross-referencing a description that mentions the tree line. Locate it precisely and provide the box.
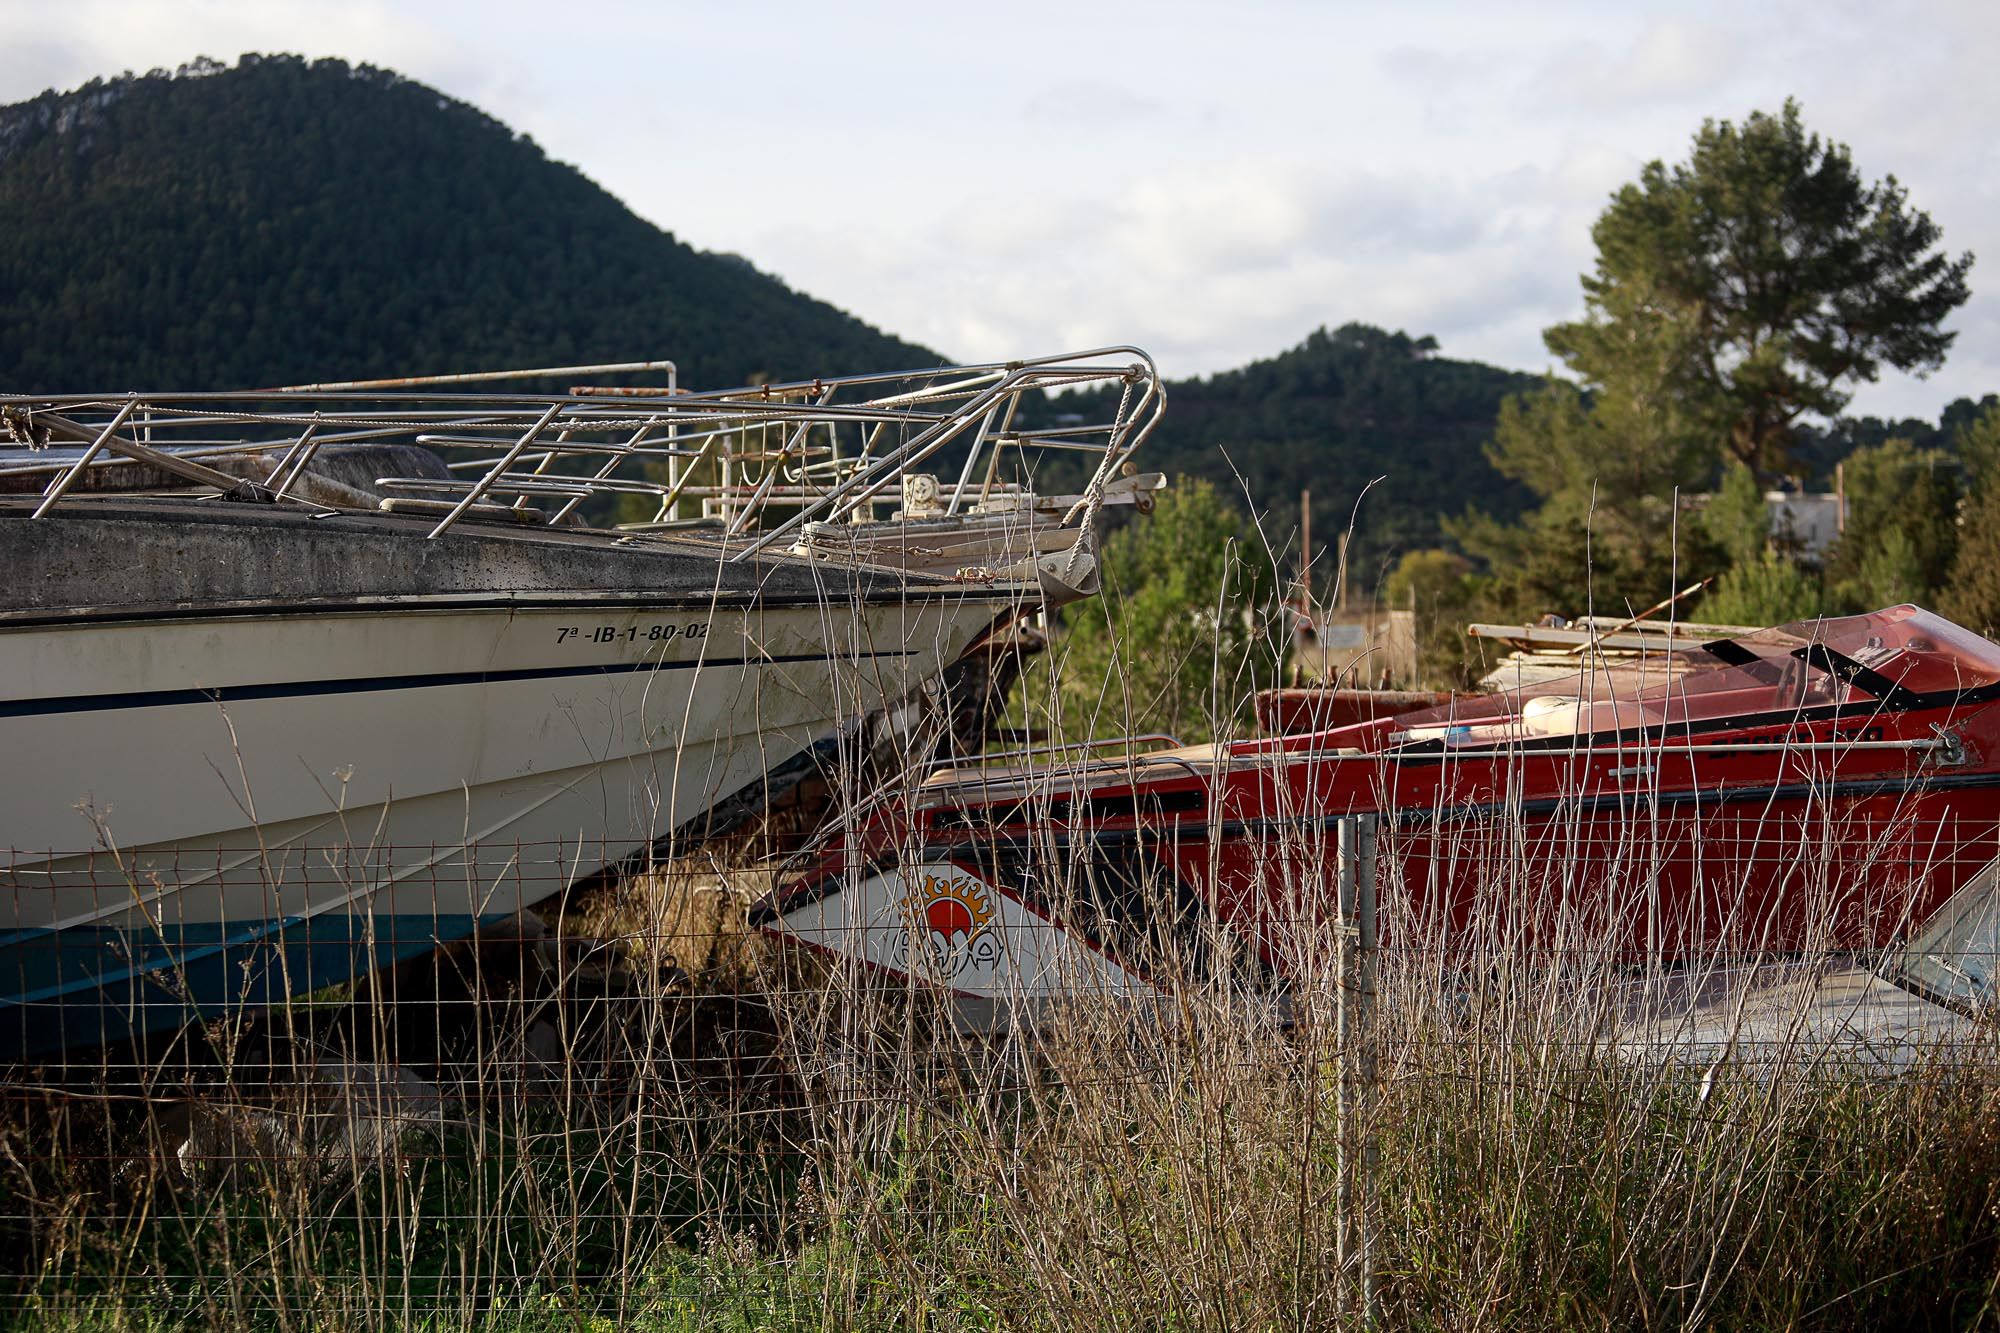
[1385,100,1993,682]
[1056,99,1996,733]
[0,56,932,394]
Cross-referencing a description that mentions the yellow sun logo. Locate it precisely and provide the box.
[910,871,996,944]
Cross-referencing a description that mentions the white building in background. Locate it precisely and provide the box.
[1681,486,1847,560]
[1766,490,1844,558]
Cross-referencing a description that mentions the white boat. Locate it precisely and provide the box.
[0,350,1163,1055]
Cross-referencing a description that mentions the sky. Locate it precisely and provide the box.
[3,0,1997,422]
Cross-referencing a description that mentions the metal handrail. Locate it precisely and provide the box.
[966,733,1187,767]
[1,350,1162,551]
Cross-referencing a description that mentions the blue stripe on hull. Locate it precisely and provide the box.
[0,913,499,1060]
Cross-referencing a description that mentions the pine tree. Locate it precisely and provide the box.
[1941,406,2000,632]
[1547,100,1971,472]
[1703,552,1825,628]
[1824,438,1959,608]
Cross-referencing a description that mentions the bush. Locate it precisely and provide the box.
[1024,478,1277,745]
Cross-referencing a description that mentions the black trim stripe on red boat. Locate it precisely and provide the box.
[1339,766,2000,831]
[875,769,2000,858]
[0,649,918,719]
[1386,700,1947,761]
[922,695,1962,806]
[934,787,1211,829]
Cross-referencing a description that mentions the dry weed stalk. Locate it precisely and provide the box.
[5,593,2000,1331]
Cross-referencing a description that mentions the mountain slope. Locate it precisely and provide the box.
[1058,324,1542,575]
[0,55,935,392]
[0,57,1542,562]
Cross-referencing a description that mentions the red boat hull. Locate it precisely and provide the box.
[1253,687,1457,735]
[861,748,1993,975]
[1207,750,1998,964]
[763,608,2000,997]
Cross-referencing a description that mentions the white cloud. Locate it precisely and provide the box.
[0,1,464,106]
[1023,83,1168,126]
[747,155,1600,385]
[1,0,1995,420]
[1532,19,1743,113]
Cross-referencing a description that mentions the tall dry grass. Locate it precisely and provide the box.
[5,618,2000,1330]
[749,775,2000,1331]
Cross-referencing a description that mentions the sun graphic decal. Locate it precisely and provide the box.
[894,867,1002,980]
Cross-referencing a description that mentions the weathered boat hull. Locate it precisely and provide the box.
[763,754,2000,1031]
[1,506,1029,1056]
[1209,753,2000,961]
[764,608,2000,1022]
[1253,686,1457,734]
[0,347,1165,1055]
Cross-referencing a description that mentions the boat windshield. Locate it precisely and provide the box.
[1385,605,2000,745]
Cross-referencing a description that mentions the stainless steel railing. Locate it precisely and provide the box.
[0,348,1163,558]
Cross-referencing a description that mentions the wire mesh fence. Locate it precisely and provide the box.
[5,765,2000,1332]
[9,585,2000,1327]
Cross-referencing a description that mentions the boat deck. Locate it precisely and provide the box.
[0,493,962,612]
[1617,962,1985,1070]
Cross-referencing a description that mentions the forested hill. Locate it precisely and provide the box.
[1068,325,1544,578]
[0,56,1546,561]
[0,56,935,392]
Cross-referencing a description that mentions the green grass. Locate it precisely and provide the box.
[9,840,2000,1331]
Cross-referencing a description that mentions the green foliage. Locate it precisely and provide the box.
[1953,399,2000,481]
[1824,438,1960,608]
[1942,488,2000,634]
[1792,393,1999,486]
[1703,460,1771,563]
[1468,100,1973,627]
[1031,479,1276,745]
[1702,550,1825,627]
[1384,548,1480,687]
[1942,403,2000,632]
[1450,500,1714,626]
[1548,99,1972,471]
[0,58,934,393]
[1483,376,1709,581]
[1848,528,1929,609]
[1047,324,1542,578]
[1383,547,1470,607]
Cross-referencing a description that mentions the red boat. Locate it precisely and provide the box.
[1253,686,1457,734]
[758,606,2000,1019]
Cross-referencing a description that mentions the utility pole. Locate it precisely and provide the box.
[1337,532,1351,613]
[1300,487,1312,606]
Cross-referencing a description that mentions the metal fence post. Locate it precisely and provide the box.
[1357,814,1378,1324]
[1336,813,1379,1325]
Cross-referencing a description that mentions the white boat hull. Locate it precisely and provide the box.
[0,588,1016,1051]
[762,859,1159,1034]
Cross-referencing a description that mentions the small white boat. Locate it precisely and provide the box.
[0,350,1163,1054]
